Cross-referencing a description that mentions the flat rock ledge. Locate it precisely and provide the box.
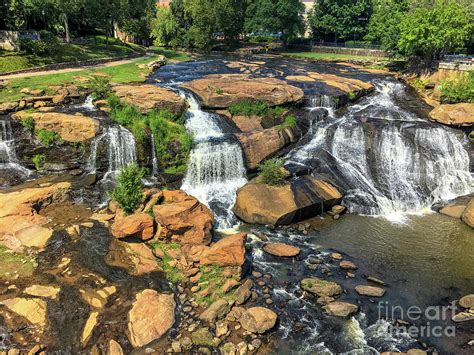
[127,289,176,348]
[182,74,304,109]
[429,103,474,126]
[113,84,188,116]
[233,176,342,225]
[12,111,100,142]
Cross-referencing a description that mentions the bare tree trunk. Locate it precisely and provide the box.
[62,13,70,43]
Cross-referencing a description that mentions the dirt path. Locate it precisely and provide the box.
[0,56,148,80]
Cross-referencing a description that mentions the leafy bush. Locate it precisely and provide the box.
[229,100,270,116]
[109,164,146,215]
[247,35,275,43]
[276,115,297,130]
[440,72,474,104]
[32,154,45,170]
[89,75,112,100]
[229,101,286,118]
[21,117,35,133]
[19,31,60,56]
[258,158,287,186]
[149,110,193,173]
[36,129,60,146]
[107,94,122,111]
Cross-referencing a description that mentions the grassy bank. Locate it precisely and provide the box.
[0,36,146,74]
[0,49,190,104]
[279,51,391,63]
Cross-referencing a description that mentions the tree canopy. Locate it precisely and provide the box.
[308,0,372,42]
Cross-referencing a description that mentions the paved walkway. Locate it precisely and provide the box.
[0,56,148,80]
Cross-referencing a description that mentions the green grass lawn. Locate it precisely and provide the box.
[0,36,147,74]
[280,51,391,62]
[0,49,190,104]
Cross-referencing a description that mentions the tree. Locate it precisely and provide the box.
[151,0,247,50]
[245,0,305,45]
[365,0,408,51]
[1,0,28,30]
[397,0,472,62]
[84,0,124,45]
[54,0,84,42]
[119,0,157,41]
[309,0,372,42]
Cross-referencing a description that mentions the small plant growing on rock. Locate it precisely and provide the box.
[89,75,112,100]
[276,115,297,130]
[216,87,224,95]
[110,163,146,215]
[32,154,45,170]
[21,117,35,133]
[36,129,60,146]
[258,158,287,186]
[348,91,357,100]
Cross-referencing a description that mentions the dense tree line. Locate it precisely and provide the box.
[0,0,156,43]
[1,0,472,62]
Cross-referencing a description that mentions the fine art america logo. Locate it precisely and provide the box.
[377,301,457,338]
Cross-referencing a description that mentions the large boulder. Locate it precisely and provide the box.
[461,198,474,228]
[233,176,342,225]
[238,307,278,334]
[13,111,99,142]
[323,301,359,317]
[199,233,247,266]
[429,103,474,126]
[236,127,297,170]
[263,243,300,257]
[182,74,304,109]
[113,84,188,116]
[128,289,176,347]
[301,278,342,297]
[0,298,47,330]
[111,212,154,241]
[153,190,214,245]
[0,182,70,252]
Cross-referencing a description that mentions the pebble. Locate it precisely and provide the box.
[330,252,343,260]
[235,324,241,330]
[183,306,192,312]
[251,339,262,349]
[252,271,262,278]
[367,276,385,285]
[263,274,272,279]
[257,280,266,287]
[308,256,323,264]
[190,285,200,293]
[265,298,273,305]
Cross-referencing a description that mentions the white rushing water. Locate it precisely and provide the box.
[74,94,96,111]
[87,126,137,180]
[180,91,247,230]
[287,79,472,222]
[0,120,30,175]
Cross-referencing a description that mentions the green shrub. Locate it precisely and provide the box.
[348,91,356,100]
[216,87,224,95]
[440,72,474,104]
[276,115,297,129]
[89,75,112,100]
[19,31,60,56]
[149,110,193,172]
[229,100,270,116]
[32,154,45,170]
[36,129,60,146]
[21,117,35,133]
[109,164,146,215]
[258,158,287,186]
[107,94,122,111]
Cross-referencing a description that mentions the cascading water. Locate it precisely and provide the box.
[151,133,159,176]
[87,125,137,180]
[74,94,95,111]
[0,120,29,175]
[180,92,247,229]
[287,79,472,222]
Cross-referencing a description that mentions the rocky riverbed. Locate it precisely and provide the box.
[0,55,473,354]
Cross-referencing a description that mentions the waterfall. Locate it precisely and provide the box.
[0,120,30,175]
[75,94,95,111]
[87,126,137,180]
[179,90,247,230]
[151,133,159,176]
[287,79,473,222]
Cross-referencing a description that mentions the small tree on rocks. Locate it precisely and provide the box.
[110,163,146,215]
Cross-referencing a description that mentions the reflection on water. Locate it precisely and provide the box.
[316,213,474,302]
